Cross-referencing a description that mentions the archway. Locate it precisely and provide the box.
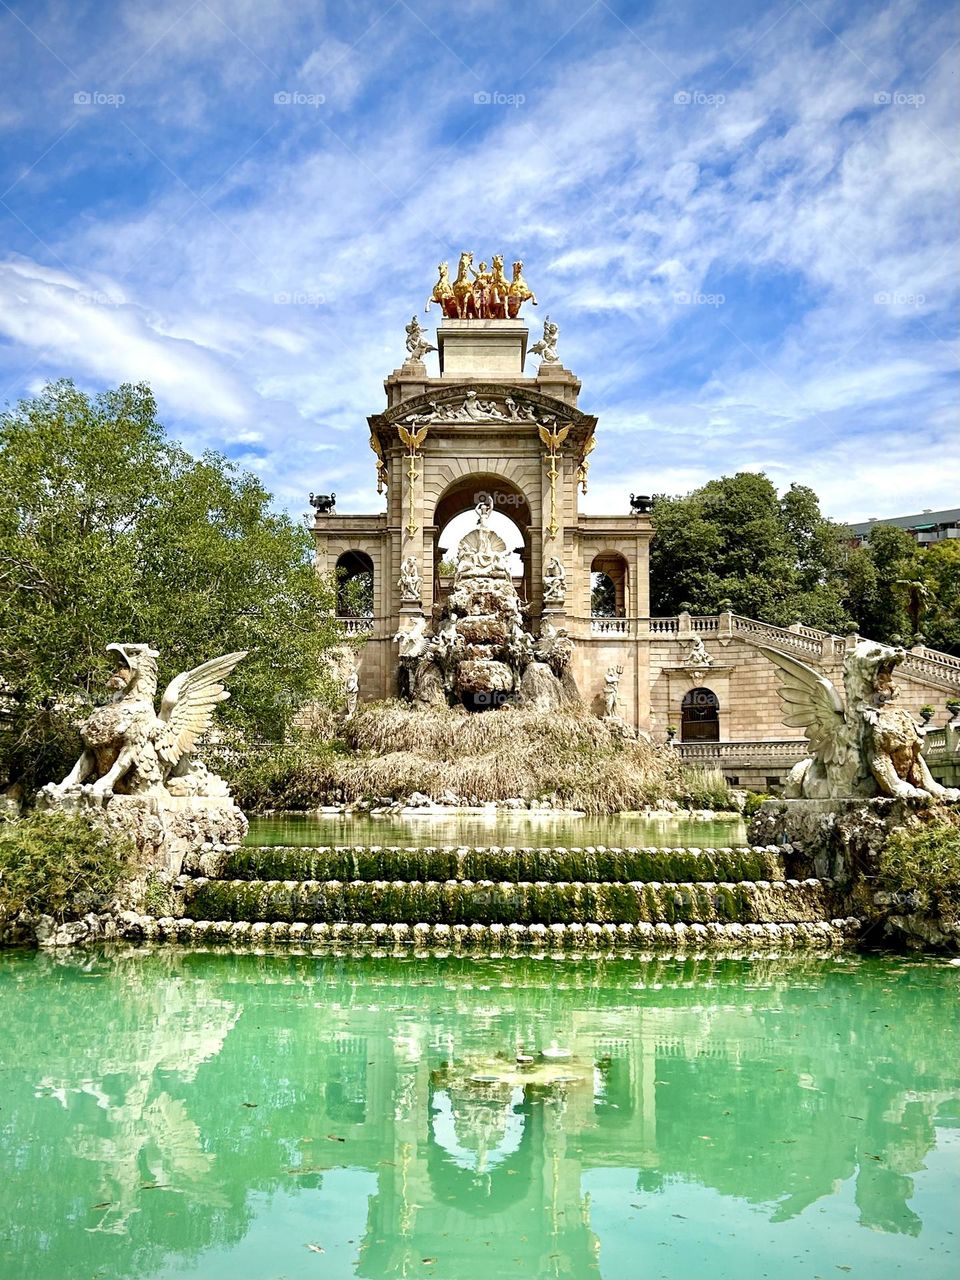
[591,552,629,616]
[335,550,374,617]
[681,687,720,742]
[433,473,533,603]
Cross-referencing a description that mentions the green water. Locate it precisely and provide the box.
[245,811,747,848]
[1,951,957,1280]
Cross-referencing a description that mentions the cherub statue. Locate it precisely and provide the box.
[46,644,246,799]
[764,640,960,804]
[404,315,436,362]
[530,315,560,363]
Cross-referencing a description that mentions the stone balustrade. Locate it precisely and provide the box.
[675,740,806,762]
[337,616,374,635]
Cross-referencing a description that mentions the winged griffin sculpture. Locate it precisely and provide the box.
[48,644,246,800]
[764,640,959,805]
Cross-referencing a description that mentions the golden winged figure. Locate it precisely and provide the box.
[538,422,570,451]
[398,423,429,451]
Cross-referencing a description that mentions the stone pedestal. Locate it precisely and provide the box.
[437,320,529,377]
[39,789,248,878]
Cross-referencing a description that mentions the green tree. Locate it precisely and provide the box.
[0,380,341,791]
[920,539,960,655]
[649,473,852,630]
[843,524,920,643]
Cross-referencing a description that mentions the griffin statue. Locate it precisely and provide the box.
[764,639,959,805]
[47,643,246,800]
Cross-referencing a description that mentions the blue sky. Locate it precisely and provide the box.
[0,0,956,522]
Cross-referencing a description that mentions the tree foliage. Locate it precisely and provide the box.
[650,472,853,629]
[0,380,341,790]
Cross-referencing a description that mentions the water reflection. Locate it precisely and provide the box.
[0,949,956,1280]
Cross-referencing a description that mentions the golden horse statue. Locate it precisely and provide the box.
[488,254,511,318]
[425,261,456,316]
[452,250,477,318]
[508,260,537,317]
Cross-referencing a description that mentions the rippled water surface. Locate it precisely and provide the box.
[245,811,747,848]
[1,949,957,1280]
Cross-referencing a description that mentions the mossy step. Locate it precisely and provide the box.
[182,876,834,927]
[122,915,862,950]
[226,845,784,886]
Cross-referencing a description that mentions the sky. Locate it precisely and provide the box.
[0,0,957,525]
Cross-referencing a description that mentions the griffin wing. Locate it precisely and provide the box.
[156,651,247,766]
[412,424,429,448]
[760,645,848,764]
[537,424,553,447]
[397,425,414,448]
[555,423,570,445]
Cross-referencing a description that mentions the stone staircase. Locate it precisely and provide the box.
[119,843,861,950]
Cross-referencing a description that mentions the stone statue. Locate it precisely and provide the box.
[404,315,436,362]
[687,634,712,667]
[530,315,560,363]
[543,556,566,603]
[603,665,623,719]
[344,669,359,719]
[46,644,246,800]
[394,616,429,659]
[398,556,422,603]
[309,492,336,514]
[764,640,960,804]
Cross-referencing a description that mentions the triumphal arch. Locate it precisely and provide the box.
[311,254,653,725]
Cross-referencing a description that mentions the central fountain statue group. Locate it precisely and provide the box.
[426,252,537,320]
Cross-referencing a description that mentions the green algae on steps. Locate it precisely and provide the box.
[225,844,783,885]
[183,876,833,926]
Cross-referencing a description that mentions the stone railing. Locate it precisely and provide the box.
[590,616,633,635]
[337,616,374,636]
[901,650,960,690]
[649,617,679,635]
[923,728,948,754]
[675,740,806,762]
[730,615,827,658]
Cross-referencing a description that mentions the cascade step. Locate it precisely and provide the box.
[181,876,835,927]
[222,844,785,886]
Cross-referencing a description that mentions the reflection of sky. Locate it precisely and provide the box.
[431,1088,526,1173]
[585,1151,960,1280]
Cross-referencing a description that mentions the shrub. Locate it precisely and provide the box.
[679,767,736,812]
[743,791,772,819]
[0,811,134,924]
[877,822,960,911]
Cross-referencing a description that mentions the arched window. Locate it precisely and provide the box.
[591,553,628,616]
[681,687,719,742]
[335,550,374,617]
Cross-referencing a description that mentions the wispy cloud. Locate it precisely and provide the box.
[0,0,956,523]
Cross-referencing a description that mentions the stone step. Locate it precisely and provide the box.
[180,876,835,927]
[117,915,861,950]
[218,844,785,886]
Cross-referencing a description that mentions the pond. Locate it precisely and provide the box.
[245,810,748,849]
[1,949,957,1280]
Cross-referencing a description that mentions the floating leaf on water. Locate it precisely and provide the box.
[306,1243,325,1253]
[325,1134,346,1142]
[242,1102,258,1108]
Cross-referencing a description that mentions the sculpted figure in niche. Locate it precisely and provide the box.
[398,556,422,602]
[543,556,566,603]
[344,670,359,719]
[603,665,624,719]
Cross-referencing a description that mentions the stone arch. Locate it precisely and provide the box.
[681,686,720,742]
[335,549,374,617]
[591,551,629,616]
[433,472,534,603]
